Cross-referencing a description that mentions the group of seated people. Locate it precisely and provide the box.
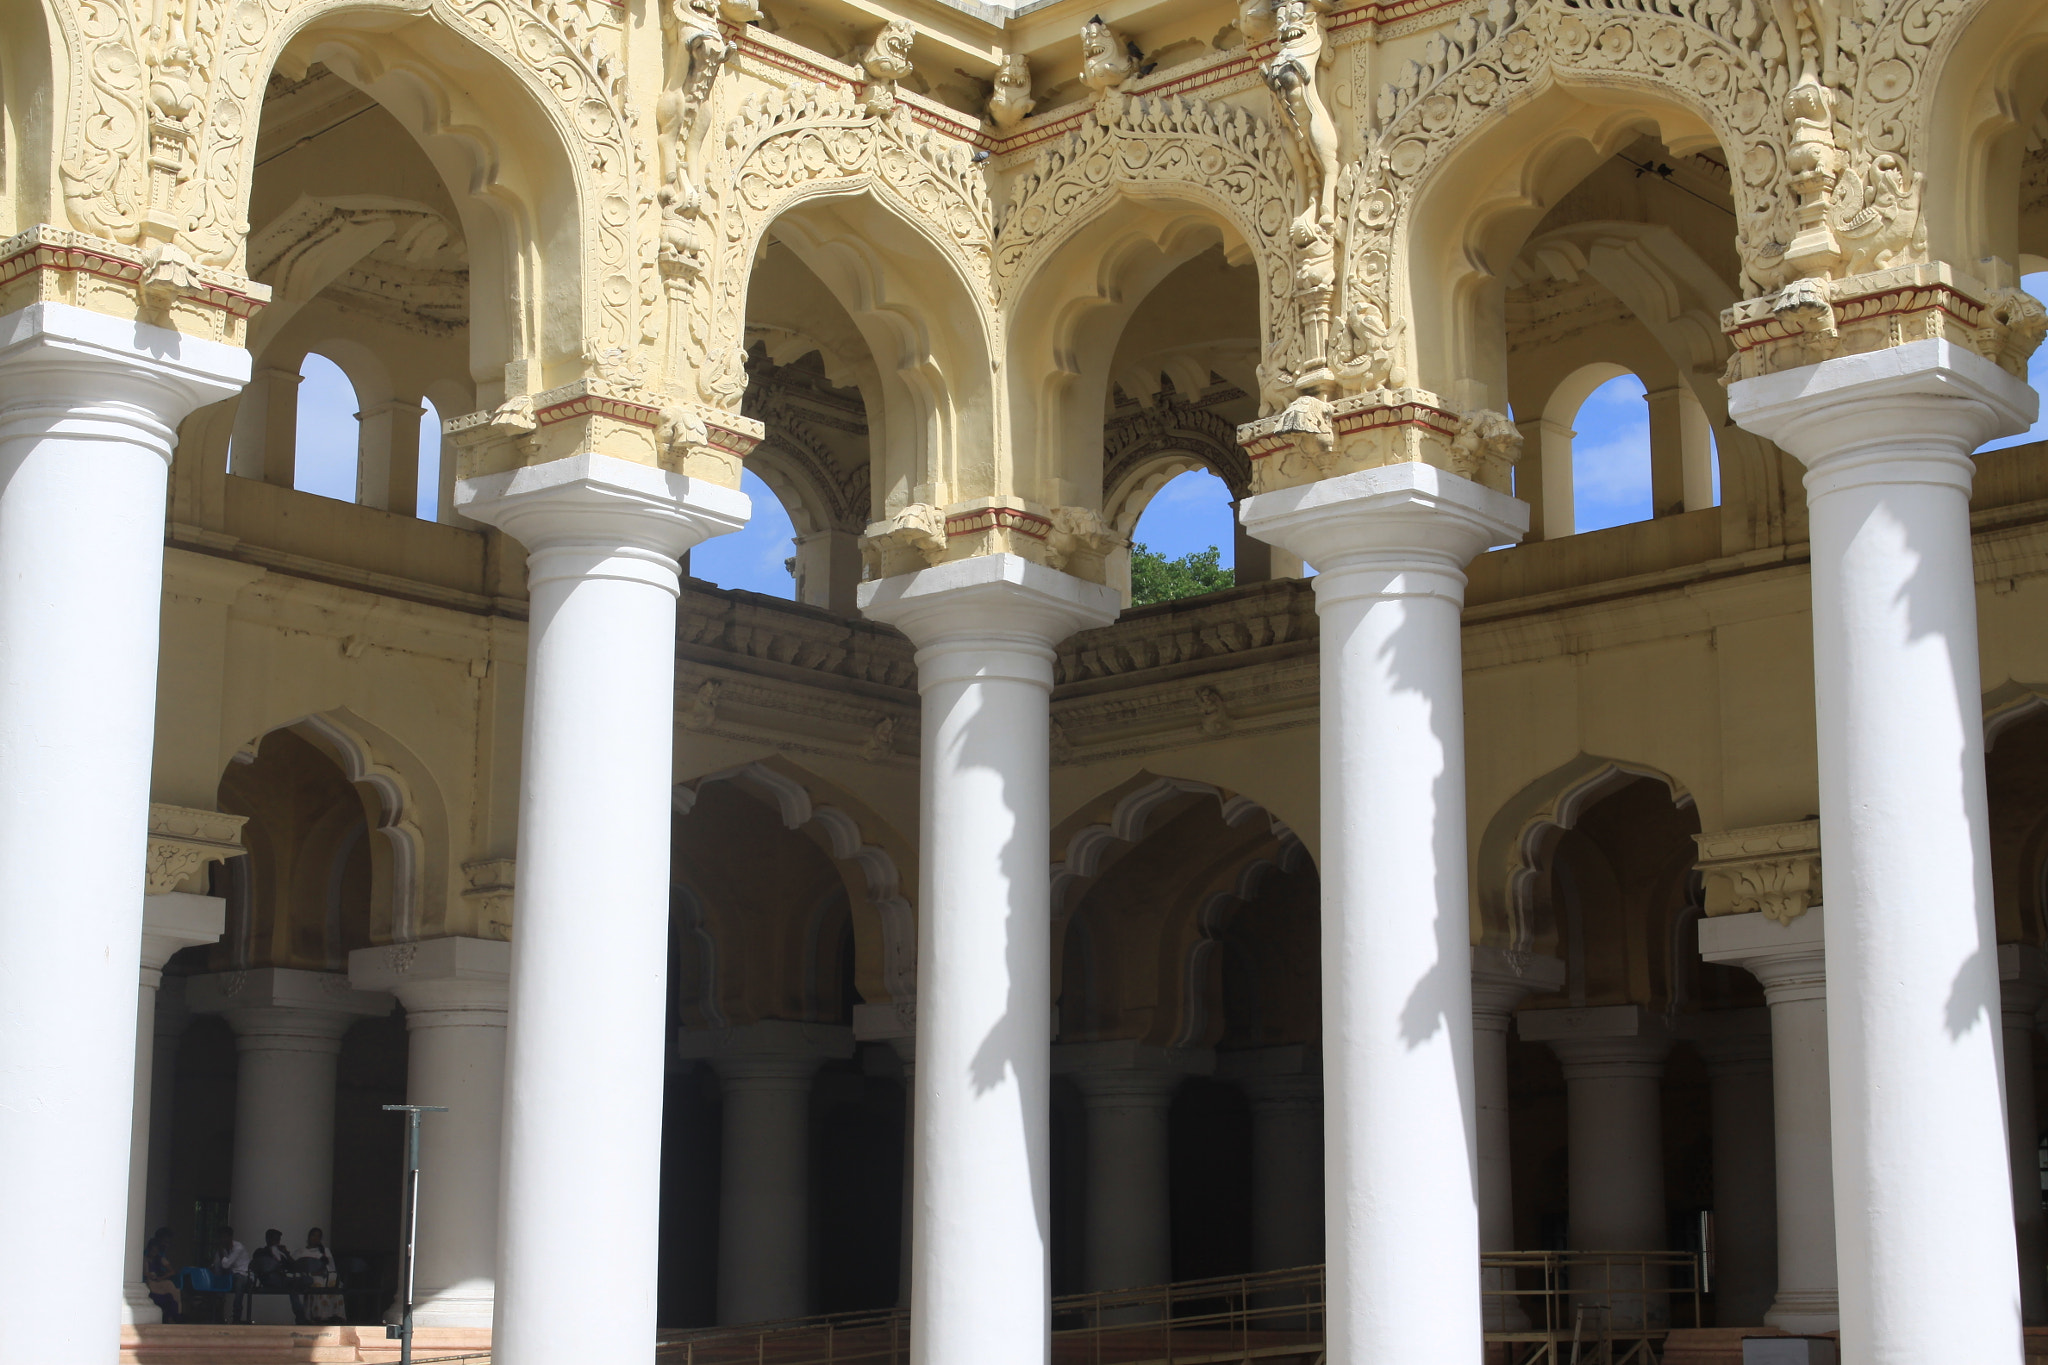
[143,1225,344,1326]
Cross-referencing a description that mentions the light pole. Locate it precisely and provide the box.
[383,1104,448,1365]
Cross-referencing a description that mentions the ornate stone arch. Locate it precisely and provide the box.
[53,0,623,359]
[675,758,917,1007]
[1474,753,1695,956]
[695,78,995,412]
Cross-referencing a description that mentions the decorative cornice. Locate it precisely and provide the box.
[0,226,269,347]
[145,803,248,896]
[1693,820,1822,924]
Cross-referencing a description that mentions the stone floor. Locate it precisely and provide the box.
[121,1324,492,1363]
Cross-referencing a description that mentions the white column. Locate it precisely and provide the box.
[1220,1046,1326,1273]
[123,894,227,1323]
[457,454,747,1365]
[861,554,1119,1365]
[1471,950,1566,1330]
[1688,1008,1778,1329]
[2002,944,2048,1326]
[1730,338,2034,1365]
[852,1002,917,1309]
[1240,463,1525,1365]
[1056,1042,1206,1294]
[0,302,245,1365]
[1519,1006,1670,1329]
[350,937,512,1328]
[677,1020,854,1324]
[1700,909,1837,1333]
[188,969,392,1257]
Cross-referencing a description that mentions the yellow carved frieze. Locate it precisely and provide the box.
[146,803,249,896]
[1693,820,1822,924]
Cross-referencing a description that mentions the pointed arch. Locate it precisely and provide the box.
[676,757,917,1007]
[1475,753,1695,956]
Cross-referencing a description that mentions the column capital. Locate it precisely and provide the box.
[1517,1004,1672,1079]
[455,452,750,585]
[1683,1006,1774,1077]
[348,937,510,1021]
[1699,907,1827,1005]
[0,303,249,458]
[1728,338,2036,495]
[1056,1039,1213,1104]
[677,1019,855,1083]
[187,967,393,1050]
[1217,1046,1322,1111]
[1693,820,1822,925]
[1237,462,1527,599]
[859,552,1120,684]
[140,891,225,980]
[1470,946,1567,1029]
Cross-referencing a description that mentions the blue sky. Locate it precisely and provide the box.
[690,468,799,593]
[291,352,444,519]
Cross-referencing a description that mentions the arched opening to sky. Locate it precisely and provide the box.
[286,353,445,518]
[689,468,800,598]
[1562,373,1721,534]
[1131,468,1236,566]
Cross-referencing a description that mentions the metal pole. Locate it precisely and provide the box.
[384,1105,448,1365]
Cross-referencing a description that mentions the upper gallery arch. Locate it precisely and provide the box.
[52,0,619,368]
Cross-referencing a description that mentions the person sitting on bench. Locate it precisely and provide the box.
[213,1229,252,1323]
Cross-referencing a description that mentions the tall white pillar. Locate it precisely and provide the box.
[350,937,512,1328]
[677,1020,854,1324]
[1520,1006,1670,1329]
[2002,944,2048,1325]
[1730,338,2034,1365]
[124,893,228,1322]
[1057,1042,1206,1294]
[458,453,748,1365]
[1471,951,1566,1330]
[145,982,191,1246]
[861,554,1119,1365]
[1699,909,1837,1333]
[852,1001,917,1310]
[188,969,392,1254]
[1220,1045,1326,1272]
[1240,463,1524,1365]
[0,301,246,1365]
[1688,1009,1778,1329]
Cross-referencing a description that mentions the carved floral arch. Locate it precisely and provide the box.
[699,81,997,411]
[55,0,627,359]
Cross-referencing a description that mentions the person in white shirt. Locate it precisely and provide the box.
[295,1227,343,1325]
[213,1229,253,1322]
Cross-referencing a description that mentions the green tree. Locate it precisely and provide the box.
[1129,542,1235,606]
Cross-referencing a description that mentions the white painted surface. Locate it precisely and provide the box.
[862,554,1119,1365]
[1700,909,1837,1332]
[1241,464,1525,1365]
[1219,1046,1325,1273]
[458,454,747,1365]
[187,969,392,1254]
[678,1020,854,1324]
[1731,340,2035,1365]
[350,937,512,1328]
[1471,950,1565,1331]
[123,894,227,1323]
[0,303,246,1365]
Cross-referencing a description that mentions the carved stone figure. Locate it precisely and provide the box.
[1262,0,1340,227]
[859,20,918,114]
[1238,0,1279,44]
[1332,299,1406,392]
[1288,217,1337,384]
[1447,408,1523,485]
[989,54,1036,131]
[656,0,733,282]
[1080,18,1135,95]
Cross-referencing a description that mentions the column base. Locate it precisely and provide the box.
[1763,1290,1840,1335]
[120,1280,163,1325]
[411,1282,497,1329]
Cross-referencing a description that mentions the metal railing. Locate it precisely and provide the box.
[655,1254,1704,1365]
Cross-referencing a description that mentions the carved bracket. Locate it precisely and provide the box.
[1693,820,1822,925]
